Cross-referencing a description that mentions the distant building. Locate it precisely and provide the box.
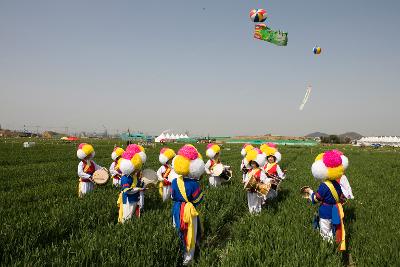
[121,132,151,142]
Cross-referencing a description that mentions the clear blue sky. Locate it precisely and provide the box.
[0,0,399,136]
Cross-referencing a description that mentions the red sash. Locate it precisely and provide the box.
[209,159,220,172]
[82,160,95,175]
[253,169,261,182]
[265,163,278,176]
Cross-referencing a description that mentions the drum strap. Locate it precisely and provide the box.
[249,168,261,181]
[177,177,199,252]
[163,166,171,179]
[265,163,277,174]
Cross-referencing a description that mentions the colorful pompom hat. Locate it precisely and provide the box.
[111,147,125,161]
[206,143,221,159]
[77,143,95,160]
[159,147,176,165]
[125,144,147,165]
[118,148,144,176]
[172,144,205,179]
[241,143,254,157]
[260,143,282,162]
[244,148,266,167]
[311,150,349,181]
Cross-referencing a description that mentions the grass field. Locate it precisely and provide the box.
[1,139,399,266]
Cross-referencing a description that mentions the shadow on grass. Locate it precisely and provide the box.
[263,188,291,214]
[342,204,357,266]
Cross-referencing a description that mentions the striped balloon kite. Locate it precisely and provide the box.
[250,9,267,22]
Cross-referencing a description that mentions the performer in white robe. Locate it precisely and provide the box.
[76,143,102,198]
[157,147,176,202]
[240,144,254,182]
[109,146,124,187]
[260,143,284,202]
[205,143,224,187]
[243,148,268,214]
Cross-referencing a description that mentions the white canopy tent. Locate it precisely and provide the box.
[355,136,400,147]
[154,131,191,143]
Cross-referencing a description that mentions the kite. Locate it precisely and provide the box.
[313,46,322,54]
[299,85,312,111]
[254,24,288,46]
[250,9,267,22]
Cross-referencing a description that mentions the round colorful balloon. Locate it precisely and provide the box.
[313,46,322,54]
[250,9,267,22]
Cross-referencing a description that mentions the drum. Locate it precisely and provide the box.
[213,164,232,181]
[256,182,271,196]
[244,172,272,196]
[244,174,258,191]
[220,166,232,181]
[300,186,312,199]
[212,163,224,176]
[141,169,158,187]
[92,168,109,185]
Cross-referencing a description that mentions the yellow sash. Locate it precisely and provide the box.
[177,176,199,252]
[117,175,138,223]
[324,180,346,251]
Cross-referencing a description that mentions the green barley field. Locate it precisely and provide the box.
[1,139,399,266]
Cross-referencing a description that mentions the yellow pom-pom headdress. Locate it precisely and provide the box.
[159,147,176,165]
[172,144,205,179]
[241,143,254,157]
[311,150,349,181]
[206,143,221,159]
[111,147,125,161]
[244,148,266,167]
[77,143,95,160]
[260,143,282,162]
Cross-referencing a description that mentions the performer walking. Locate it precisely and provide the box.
[243,148,268,214]
[171,145,205,265]
[109,146,124,187]
[77,143,102,198]
[240,144,253,182]
[303,150,349,251]
[260,143,284,201]
[157,147,176,202]
[117,146,145,223]
[205,143,223,187]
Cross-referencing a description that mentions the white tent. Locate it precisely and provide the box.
[155,131,191,143]
[155,133,166,143]
[355,136,400,147]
